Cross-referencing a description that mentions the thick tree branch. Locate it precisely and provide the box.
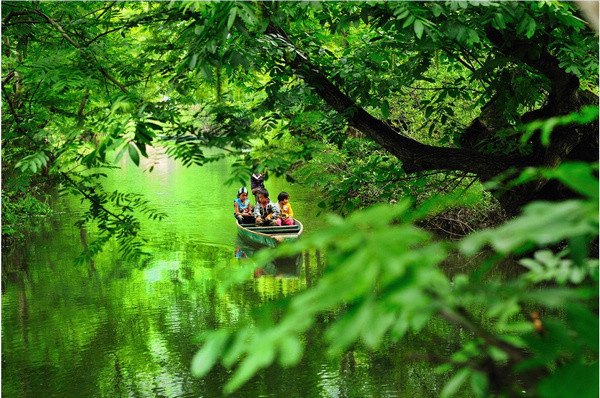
[2,11,31,25]
[486,29,599,171]
[264,22,520,180]
[35,9,82,48]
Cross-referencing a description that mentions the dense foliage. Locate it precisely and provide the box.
[196,161,598,397]
[2,1,598,397]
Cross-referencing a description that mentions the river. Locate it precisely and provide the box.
[2,149,456,397]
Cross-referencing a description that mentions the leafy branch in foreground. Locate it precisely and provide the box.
[192,162,598,397]
[59,171,167,266]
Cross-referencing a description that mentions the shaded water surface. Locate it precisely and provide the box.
[2,152,454,397]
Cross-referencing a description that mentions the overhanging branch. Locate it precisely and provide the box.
[264,22,520,180]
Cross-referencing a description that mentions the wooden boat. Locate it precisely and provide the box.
[236,219,303,248]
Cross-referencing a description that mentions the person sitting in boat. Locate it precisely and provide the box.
[253,188,279,226]
[275,191,294,226]
[234,187,254,224]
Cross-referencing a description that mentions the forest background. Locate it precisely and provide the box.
[2,1,598,397]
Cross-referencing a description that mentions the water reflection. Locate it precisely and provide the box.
[2,154,460,397]
[234,238,303,279]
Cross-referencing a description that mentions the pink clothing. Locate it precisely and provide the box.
[276,217,294,226]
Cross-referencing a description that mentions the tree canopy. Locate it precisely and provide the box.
[3,2,598,214]
[2,2,598,397]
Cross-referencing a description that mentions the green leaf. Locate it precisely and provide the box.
[494,13,506,29]
[542,162,599,200]
[521,106,598,146]
[227,7,237,31]
[522,287,593,308]
[425,106,435,118]
[470,371,488,398]
[413,19,424,39]
[189,53,198,70]
[402,15,415,29]
[468,29,480,43]
[394,8,410,19]
[201,64,213,80]
[278,335,303,367]
[222,328,251,368]
[538,361,599,398]
[525,17,536,38]
[381,100,390,119]
[567,303,599,352]
[434,363,453,374]
[113,146,127,164]
[191,330,230,377]
[128,143,140,166]
[460,200,598,256]
[225,344,276,394]
[360,7,370,24]
[568,235,588,266]
[441,368,471,398]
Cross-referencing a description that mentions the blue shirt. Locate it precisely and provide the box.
[234,198,250,212]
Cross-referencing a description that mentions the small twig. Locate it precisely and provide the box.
[441,46,490,88]
[458,176,478,197]
[446,175,467,193]
[77,87,90,118]
[29,79,44,116]
[35,9,129,94]
[96,2,117,21]
[4,20,53,26]
[85,26,124,47]
[456,41,485,68]
[437,172,465,193]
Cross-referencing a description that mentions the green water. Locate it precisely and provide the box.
[2,151,454,397]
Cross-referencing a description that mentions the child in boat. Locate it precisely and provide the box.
[234,187,254,224]
[276,191,294,226]
[253,188,279,226]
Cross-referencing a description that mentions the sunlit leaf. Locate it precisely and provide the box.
[441,368,471,398]
[191,330,231,377]
[414,19,424,39]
